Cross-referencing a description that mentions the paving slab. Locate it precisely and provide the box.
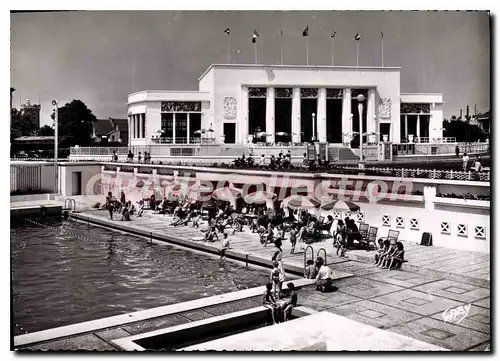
[429,305,490,335]
[329,276,404,299]
[328,300,423,329]
[370,289,463,316]
[412,280,490,304]
[472,297,490,309]
[387,316,490,351]
[362,271,444,288]
[297,291,363,311]
[95,328,132,342]
[122,314,189,335]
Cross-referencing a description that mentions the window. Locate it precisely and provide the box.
[275,88,293,98]
[161,113,173,138]
[474,226,485,239]
[409,218,419,230]
[457,224,468,237]
[326,88,343,99]
[332,210,341,219]
[401,103,431,114]
[356,212,364,223]
[382,215,391,226]
[300,88,318,98]
[351,89,369,99]
[396,217,405,228]
[161,101,201,112]
[248,87,267,98]
[440,222,450,234]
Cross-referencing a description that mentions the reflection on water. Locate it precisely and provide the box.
[11,219,269,335]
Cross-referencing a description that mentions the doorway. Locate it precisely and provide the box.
[223,123,236,144]
[380,123,391,142]
[71,171,82,196]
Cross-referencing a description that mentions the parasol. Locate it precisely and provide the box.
[243,191,277,205]
[321,200,360,212]
[281,195,321,210]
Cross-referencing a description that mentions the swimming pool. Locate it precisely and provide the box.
[11,219,269,335]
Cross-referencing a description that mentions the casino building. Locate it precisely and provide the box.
[127,64,444,147]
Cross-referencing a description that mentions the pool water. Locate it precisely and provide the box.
[11,219,269,335]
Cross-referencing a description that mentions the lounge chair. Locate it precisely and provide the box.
[361,226,378,251]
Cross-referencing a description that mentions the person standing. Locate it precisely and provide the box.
[218,233,230,259]
[455,146,460,158]
[105,196,114,220]
[289,225,297,254]
[271,239,285,299]
[462,152,470,171]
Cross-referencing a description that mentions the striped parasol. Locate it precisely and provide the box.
[321,200,360,212]
[281,195,321,210]
[212,187,242,201]
[243,191,277,205]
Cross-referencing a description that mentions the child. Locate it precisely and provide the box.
[387,242,405,270]
[136,200,144,217]
[262,282,278,324]
[282,282,298,321]
[270,261,283,299]
[378,241,398,268]
[374,238,386,264]
[304,259,318,279]
[218,233,230,259]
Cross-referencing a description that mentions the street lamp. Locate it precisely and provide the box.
[311,112,316,142]
[51,100,59,193]
[357,94,365,167]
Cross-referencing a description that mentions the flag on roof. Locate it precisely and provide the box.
[380,32,384,38]
[251,30,259,43]
[224,28,230,35]
[331,31,336,38]
[302,25,309,36]
[354,33,361,41]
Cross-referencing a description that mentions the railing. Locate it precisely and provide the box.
[336,165,490,182]
[392,142,488,156]
[150,137,216,144]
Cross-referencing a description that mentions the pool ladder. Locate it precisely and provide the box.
[64,198,76,211]
[303,245,328,274]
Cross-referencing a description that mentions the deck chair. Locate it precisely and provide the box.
[362,226,378,250]
[359,223,370,238]
[386,229,400,244]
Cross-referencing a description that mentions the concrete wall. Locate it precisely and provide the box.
[430,103,444,140]
[208,65,401,142]
[10,162,55,193]
[58,164,103,197]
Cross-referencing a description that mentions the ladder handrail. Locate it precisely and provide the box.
[317,248,327,266]
[64,198,76,211]
[303,245,314,271]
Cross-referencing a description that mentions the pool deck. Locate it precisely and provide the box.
[15,207,490,351]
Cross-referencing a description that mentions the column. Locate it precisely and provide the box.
[317,88,327,142]
[291,87,301,143]
[128,115,132,145]
[241,86,249,143]
[367,88,376,134]
[132,115,136,139]
[142,113,146,139]
[135,115,139,139]
[341,88,352,143]
[404,115,408,140]
[416,114,421,141]
[187,113,191,144]
[266,87,275,144]
[172,113,176,144]
[139,114,144,139]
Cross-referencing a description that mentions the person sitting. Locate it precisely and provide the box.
[374,238,388,264]
[191,211,201,228]
[150,194,157,212]
[346,219,361,249]
[282,282,298,322]
[262,224,274,246]
[304,259,318,279]
[315,259,333,292]
[376,240,397,268]
[386,242,405,270]
[205,226,219,243]
[273,224,285,242]
[241,206,248,215]
[127,201,136,215]
[136,200,145,217]
[262,282,278,324]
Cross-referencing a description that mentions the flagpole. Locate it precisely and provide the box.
[227,43,230,64]
[254,43,258,64]
[356,41,359,67]
[381,35,384,67]
[280,48,284,65]
[331,38,334,66]
[306,37,309,65]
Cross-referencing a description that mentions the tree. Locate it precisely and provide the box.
[10,107,38,142]
[56,100,96,147]
[38,125,55,136]
[443,119,487,142]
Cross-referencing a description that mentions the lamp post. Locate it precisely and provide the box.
[311,112,316,142]
[357,94,365,167]
[51,100,59,193]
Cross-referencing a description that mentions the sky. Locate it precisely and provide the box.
[10,10,490,126]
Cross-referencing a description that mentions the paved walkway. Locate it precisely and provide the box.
[76,208,489,284]
[17,207,490,351]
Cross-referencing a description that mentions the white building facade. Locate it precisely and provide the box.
[127,64,444,147]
